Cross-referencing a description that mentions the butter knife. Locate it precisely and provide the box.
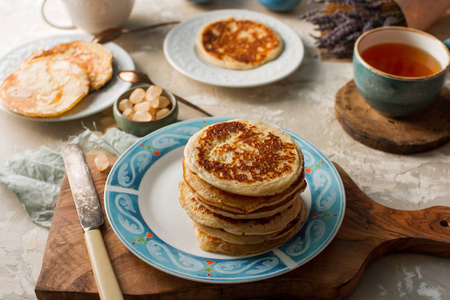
[62,144,123,300]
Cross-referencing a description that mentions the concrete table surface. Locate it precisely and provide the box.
[0,0,449,299]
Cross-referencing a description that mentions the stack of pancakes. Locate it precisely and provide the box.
[179,119,307,256]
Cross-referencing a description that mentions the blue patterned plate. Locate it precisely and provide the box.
[104,117,345,283]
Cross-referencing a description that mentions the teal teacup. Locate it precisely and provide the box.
[353,26,450,118]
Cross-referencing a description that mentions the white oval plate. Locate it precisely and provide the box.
[163,10,304,88]
[104,117,345,283]
[0,34,134,122]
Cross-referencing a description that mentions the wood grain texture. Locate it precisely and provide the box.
[35,158,450,299]
[335,80,450,154]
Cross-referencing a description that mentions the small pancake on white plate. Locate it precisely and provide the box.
[0,58,90,117]
[30,40,113,91]
[195,17,283,70]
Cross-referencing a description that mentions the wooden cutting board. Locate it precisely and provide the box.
[35,158,450,299]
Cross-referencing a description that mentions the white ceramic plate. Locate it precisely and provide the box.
[104,117,345,283]
[0,34,134,122]
[163,10,304,87]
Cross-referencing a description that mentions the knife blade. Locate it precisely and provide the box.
[62,144,123,300]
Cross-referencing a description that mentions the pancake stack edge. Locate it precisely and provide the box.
[179,119,307,256]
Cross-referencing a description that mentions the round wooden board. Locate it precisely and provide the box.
[335,80,450,154]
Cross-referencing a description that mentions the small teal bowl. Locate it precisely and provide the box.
[113,84,178,137]
[353,27,450,118]
[258,0,301,12]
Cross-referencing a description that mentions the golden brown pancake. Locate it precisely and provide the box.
[178,180,302,235]
[194,189,301,220]
[196,18,283,70]
[183,158,306,217]
[193,199,306,245]
[0,58,90,117]
[184,119,303,197]
[30,40,113,91]
[194,210,305,256]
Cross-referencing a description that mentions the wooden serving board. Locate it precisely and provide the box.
[335,80,450,154]
[35,158,450,299]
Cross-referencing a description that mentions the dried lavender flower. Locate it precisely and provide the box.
[346,30,362,42]
[307,10,346,25]
[322,19,361,45]
[328,43,354,58]
[363,18,383,32]
[299,9,322,20]
[299,0,405,58]
[383,15,398,26]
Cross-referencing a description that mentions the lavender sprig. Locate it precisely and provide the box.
[300,0,405,58]
[299,9,323,20]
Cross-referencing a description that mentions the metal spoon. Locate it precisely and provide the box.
[92,21,180,44]
[118,70,213,117]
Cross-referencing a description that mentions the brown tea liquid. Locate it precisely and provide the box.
[360,43,441,77]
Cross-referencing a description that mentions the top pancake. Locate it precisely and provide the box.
[184,119,303,197]
[195,17,283,70]
[30,40,113,91]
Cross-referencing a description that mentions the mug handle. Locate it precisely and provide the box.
[41,0,76,30]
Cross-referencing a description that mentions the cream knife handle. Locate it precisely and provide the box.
[84,229,124,300]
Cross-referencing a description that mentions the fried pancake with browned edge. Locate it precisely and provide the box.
[183,158,306,218]
[30,40,113,91]
[193,198,306,245]
[194,210,305,256]
[178,180,302,236]
[184,119,304,197]
[0,58,90,117]
[196,17,283,70]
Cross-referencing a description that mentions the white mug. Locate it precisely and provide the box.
[41,0,135,34]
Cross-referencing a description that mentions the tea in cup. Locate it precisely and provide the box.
[353,26,450,118]
[41,0,135,34]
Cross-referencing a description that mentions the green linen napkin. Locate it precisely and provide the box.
[0,128,138,228]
